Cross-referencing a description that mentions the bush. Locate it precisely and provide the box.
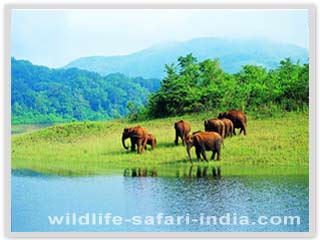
[146,55,308,118]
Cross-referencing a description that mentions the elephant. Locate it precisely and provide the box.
[122,126,148,154]
[186,131,223,164]
[174,120,191,146]
[145,134,157,150]
[221,118,234,138]
[218,110,247,135]
[204,118,225,138]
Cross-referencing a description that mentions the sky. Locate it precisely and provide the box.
[11,9,309,68]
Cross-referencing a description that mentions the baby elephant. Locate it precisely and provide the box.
[186,131,223,164]
[145,134,157,150]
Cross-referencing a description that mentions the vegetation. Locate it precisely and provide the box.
[11,58,159,124]
[12,111,308,176]
[12,53,308,125]
[146,54,308,119]
[11,123,54,135]
[11,52,309,177]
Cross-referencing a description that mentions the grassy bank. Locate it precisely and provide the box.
[12,111,309,176]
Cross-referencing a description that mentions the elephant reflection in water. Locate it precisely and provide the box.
[180,165,221,179]
[124,166,220,178]
[123,168,157,177]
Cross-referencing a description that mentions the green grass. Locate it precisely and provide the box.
[11,123,55,135]
[11,111,309,176]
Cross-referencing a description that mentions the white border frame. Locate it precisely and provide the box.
[4,4,316,238]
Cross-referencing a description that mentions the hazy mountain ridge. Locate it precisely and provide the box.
[64,37,308,78]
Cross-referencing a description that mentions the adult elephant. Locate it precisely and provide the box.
[218,110,247,135]
[122,126,148,154]
[186,131,223,164]
[145,134,157,150]
[174,120,191,146]
[221,118,234,138]
[204,118,225,138]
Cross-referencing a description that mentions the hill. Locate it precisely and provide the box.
[11,58,159,124]
[64,37,309,78]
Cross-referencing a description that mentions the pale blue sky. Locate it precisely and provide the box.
[11,9,309,68]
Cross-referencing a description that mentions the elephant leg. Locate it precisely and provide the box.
[200,145,208,162]
[221,125,225,139]
[174,132,179,145]
[196,148,201,162]
[201,151,208,162]
[130,138,135,151]
[216,150,221,161]
[211,151,216,161]
[216,144,221,161]
[182,134,186,146]
[243,123,247,135]
[137,139,143,154]
[139,137,147,153]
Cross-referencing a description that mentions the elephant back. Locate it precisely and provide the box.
[218,110,247,127]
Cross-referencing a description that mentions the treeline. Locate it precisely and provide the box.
[12,54,308,125]
[144,54,308,119]
[11,58,160,124]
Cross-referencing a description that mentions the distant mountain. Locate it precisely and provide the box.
[11,58,158,124]
[64,37,309,78]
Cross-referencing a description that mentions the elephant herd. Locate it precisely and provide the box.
[121,110,247,164]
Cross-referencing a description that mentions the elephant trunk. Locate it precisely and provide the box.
[122,135,129,150]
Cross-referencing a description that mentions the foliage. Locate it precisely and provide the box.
[12,112,308,176]
[147,55,309,118]
[11,58,160,124]
[12,53,309,125]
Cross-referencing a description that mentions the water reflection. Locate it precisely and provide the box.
[11,168,309,232]
[123,168,158,177]
[124,166,221,179]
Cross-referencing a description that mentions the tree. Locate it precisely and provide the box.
[146,55,309,118]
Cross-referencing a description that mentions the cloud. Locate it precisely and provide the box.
[11,9,309,67]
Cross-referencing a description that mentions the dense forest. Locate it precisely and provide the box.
[11,58,160,124]
[145,54,308,119]
[12,53,308,124]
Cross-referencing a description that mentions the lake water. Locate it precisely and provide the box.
[11,168,309,232]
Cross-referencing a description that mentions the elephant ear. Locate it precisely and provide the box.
[127,128,135,133]
[186,134,193,143]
